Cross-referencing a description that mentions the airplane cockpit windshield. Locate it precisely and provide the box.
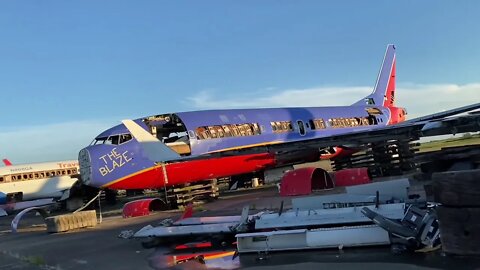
[90,134,133,146]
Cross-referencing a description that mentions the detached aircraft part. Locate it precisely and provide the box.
[280,167,334,196]
[361,205,440,249]
[11,207,49,233]
[334,168,371,187]
[122,198,169,218]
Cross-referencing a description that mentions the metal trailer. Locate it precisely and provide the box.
[236,225,390,253]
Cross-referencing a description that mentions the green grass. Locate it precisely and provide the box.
[418,134,480,153]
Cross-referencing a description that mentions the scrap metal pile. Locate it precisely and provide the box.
[130,178,441,255]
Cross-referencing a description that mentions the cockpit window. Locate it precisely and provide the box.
[105,135,119,145]
[91,134,132,145]
[119,134,133,144]
[91,137,107,145]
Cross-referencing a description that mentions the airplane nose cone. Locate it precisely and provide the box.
[78,148,92,186]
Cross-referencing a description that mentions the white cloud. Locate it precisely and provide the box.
[0,120,117,164]
[394,83,480,118]
[187,83,480,118]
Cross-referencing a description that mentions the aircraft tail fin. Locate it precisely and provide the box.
[353,44,396,107]
[2,159,12,166]
[121,119,181,162]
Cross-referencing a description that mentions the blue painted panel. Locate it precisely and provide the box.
[88,105,392,159]
[95,119,148,139]
[0,191,6,204]
[182,106,390,155]
[82,139,155,187]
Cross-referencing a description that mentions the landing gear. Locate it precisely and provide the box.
[162,179,219,209]
[332,140,418,177]
[228,173,264,190]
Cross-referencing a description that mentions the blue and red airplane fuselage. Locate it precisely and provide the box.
[79,44,404,190]
[79,105,405,190]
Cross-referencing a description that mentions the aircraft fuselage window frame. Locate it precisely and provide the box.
[270,121,294,133]
[297,120,306,136]
[195,123,261,140]
[0,167,78,183]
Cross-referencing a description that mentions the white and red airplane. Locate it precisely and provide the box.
[0,160,80,216]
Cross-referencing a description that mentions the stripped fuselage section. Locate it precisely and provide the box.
[79,105,405,189]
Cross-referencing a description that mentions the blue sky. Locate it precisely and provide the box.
[1,1,480,163]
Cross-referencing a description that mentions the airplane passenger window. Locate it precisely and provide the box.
[252,123,261,135]
[222,125,233,137]
[244,124,253,136]
[230,125,240,136]
[215,126,225,138]
[270,122,277,131]
[297,120,306,136]
[208,126,218,138]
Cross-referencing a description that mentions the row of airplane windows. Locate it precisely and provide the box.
[327,117,376,128]
[193,116,378,140]
[0,168,78,183]
[195,123,262,140]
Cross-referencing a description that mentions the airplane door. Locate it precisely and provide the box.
[297,120,306,136]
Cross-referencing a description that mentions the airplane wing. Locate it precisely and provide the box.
[123,102,480,163]
[266,104,480,154]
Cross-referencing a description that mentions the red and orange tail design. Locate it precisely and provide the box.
[2,159,12,166]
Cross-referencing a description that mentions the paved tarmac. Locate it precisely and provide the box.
[1,187,479,270]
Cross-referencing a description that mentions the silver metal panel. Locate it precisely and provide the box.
[236,225,390,253]
[255,203,405,230]
[236,230,307,253]
[293,194,386,210]
[306,225,390,248]
[174,216,242,226]
[345,178,410,198]
[133,222,237,238]
[292,178,410,210]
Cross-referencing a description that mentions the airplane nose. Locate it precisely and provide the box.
[78,148,92,186]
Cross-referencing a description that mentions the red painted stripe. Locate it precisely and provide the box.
[107,153,276,190]
[384,60,396,107]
